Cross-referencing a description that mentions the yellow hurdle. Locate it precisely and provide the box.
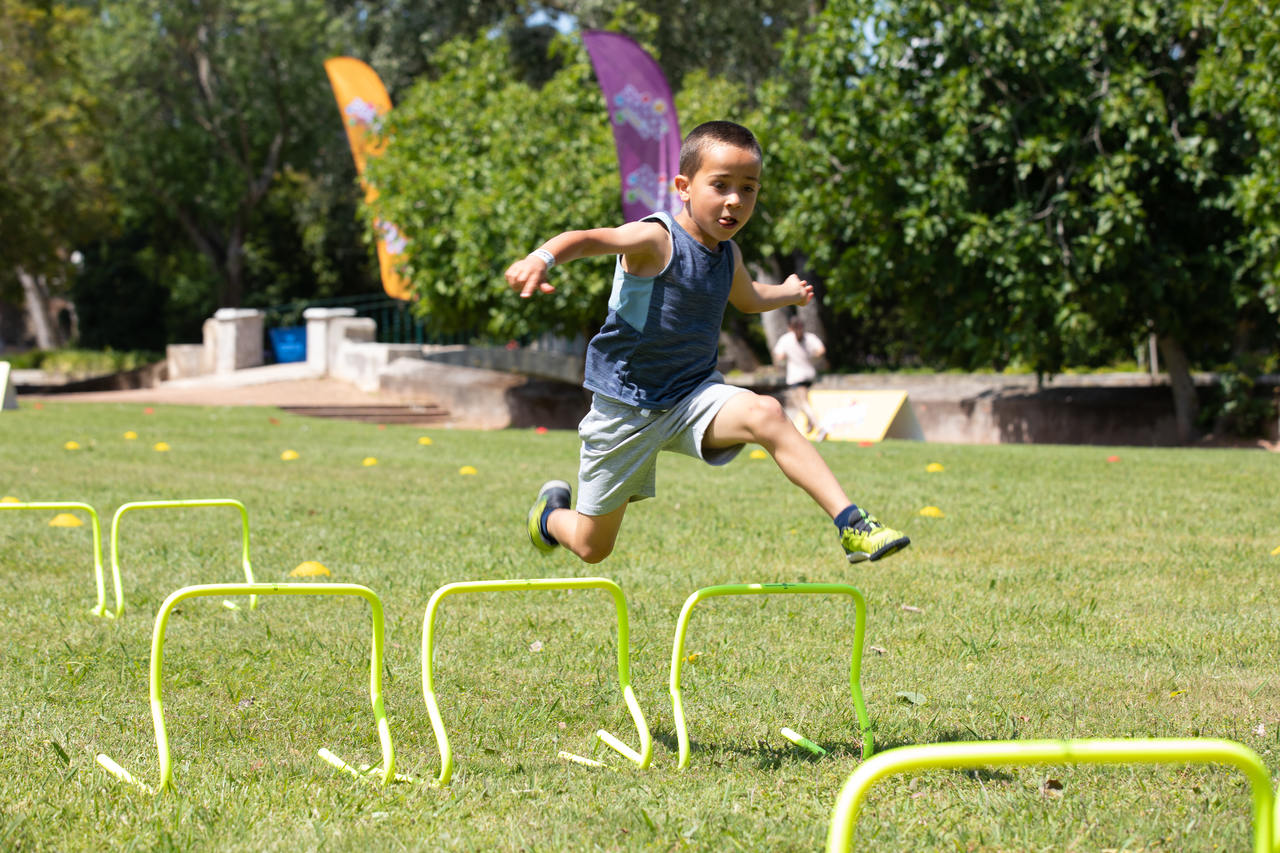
[826,737,1276,853]
[95,582,408,793]
[110,499,258,616]
[421,577,652,786]
[669,582,873,769]
[0,501,112,617]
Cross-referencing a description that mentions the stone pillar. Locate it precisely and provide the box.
[210,308,264,374]
[303,307,358,375]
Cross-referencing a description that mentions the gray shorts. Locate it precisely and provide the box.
[576,376,750,516]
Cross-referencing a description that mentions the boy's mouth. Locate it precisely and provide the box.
[718,216,738,229]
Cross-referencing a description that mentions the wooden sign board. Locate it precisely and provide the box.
[804,389,922,442]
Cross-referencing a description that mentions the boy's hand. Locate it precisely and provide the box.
[506,256,556,298]
[782,274,815,306]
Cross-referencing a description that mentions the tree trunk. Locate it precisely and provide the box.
[17,267,62,349]
[1157,334,1199,443]
[223,225,245,307]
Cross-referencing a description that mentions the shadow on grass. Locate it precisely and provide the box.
[649,725,868,771]
[865,728,1020,783]
[649,726,1019,780]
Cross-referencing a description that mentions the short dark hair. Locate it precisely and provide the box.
[678,121,762,178]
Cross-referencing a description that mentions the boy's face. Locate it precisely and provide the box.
[674,142,762,249]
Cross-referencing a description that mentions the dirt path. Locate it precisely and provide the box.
[25,377,431,409]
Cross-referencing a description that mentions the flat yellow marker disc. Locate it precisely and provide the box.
[290,561,331,578]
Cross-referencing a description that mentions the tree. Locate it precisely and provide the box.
[0,0,111,348]
[328,0,525,97]
[765,0,1274,440]
[551,0,823,93]
[1193,0,1280,321]
[366,31,617,342]
[87,0,350,309]
[366,23,757,344]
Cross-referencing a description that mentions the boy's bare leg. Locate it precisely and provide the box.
[546,503,628,564]
[704,391,850,518]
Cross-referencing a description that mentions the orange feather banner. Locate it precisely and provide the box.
[323,57,411,301]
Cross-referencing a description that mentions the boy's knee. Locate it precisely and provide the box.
[745,393,788,433]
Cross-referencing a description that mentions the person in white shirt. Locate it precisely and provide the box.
[772,313,826,434]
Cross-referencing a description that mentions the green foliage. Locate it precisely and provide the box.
[558,0,818,94]
[86,0,366,310]
[1192,0,1280,312]
[0,0,112,294]
[368,31,621,341]
[1198,359,1278,437]
[369,25,765,342]
[765,0,1276,381]
[5,347,159,374]
[330,0,526,97]
[1,404,1280,848]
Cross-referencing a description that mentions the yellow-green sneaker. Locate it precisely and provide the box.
[527,480,571,554]
[839,509,910,563]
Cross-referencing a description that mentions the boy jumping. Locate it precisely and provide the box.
[504,120,909,565]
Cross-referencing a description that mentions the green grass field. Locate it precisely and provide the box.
[2,400,1278,851]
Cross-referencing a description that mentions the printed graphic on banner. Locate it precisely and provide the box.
[610,84,674,140]
[624,164,673,214]
[583,31,682,222]
[323,57,411,301]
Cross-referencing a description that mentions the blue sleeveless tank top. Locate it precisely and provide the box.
[582,212,735,410]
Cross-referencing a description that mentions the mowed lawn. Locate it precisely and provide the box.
[1,399,1278,851]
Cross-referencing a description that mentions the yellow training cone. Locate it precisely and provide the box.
[919,506,946,518]
[153,442,170,452]
[749,449,768,460]
[64,441,80,451]
[418,436,433,446]
[49,513,83,527]
[290,561,331,578]
[1271,545,1280,557]
[1,496,20,503]
[362,457,378,467]
[123,431,138,440]
[280,449,300,461]
[458,465,477,475]
[926,462,945,473]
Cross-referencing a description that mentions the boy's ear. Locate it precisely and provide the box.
[674,173,691,201]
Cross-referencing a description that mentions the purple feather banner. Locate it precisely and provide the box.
[583,30,683,222]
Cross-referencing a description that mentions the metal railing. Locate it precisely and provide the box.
[257,295,481,347]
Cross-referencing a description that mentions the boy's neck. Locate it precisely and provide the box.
[674,210,722,251]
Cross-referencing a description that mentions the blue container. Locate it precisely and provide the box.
[269,326,307,363]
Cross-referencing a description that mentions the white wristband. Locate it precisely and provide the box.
[530,248,556,269]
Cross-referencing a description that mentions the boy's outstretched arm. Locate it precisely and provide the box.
[505,222,669,299]
[726,243,814,313]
